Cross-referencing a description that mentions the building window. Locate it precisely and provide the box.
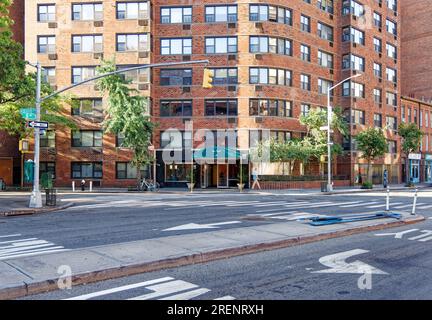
[373,12,382,28]
[342,81,364,98]
[40,162,56,180]
[318,22,333,41]
[351,110,365,125]
[342,26,364,45]
[116,33,149,52]
[386,43,397,59]
[72,3,103,21]
[117,65,150,84]
[301,74,311,91]
[38,4,56,22]
[42,67,56,84]
[374,37,382,53]
[205,100,238,116]
[317,0,334,13]
[318,78,333,95]
[388,140,397,154]
[72,67,96,84]
[160,69,192,86]
[386,67,397,83]
[161,38,192,55]
[318,50,333,69]
[249,4,292,25]
[116,1,149,20]
[71,162,103,179]
[37,36,56,53]
[205,5,237,22]
[160,100,192,117]
[116,162,148,179]
[165,163,191,182]
[342,54,365,71]
[374,88,382,104]
[160,7,192,24]
[386,92,397,106]
[342,0,364,16]
[249,36,292,56]
[205,37,237,54]
[71,99,103,116]
[386,19,397,36]
[300,44,311,62]
[249,99,292,117]
[374,113,382,128]
[210,68,238,85]
[72,131,103,147]
[40,131,55,148]
[249,68,292,86]
[301,104,310,116]
[72,35,103,53]
[387,0,397,11]
[300,15,310,32]
[401,106,406,123]
[386,116,397,131]
[373,62,382,78]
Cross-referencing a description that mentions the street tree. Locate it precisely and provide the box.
[356,128,388,188]
[96,60,156,183]
[399,122,423,186]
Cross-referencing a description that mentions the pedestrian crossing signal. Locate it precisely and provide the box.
[202,68,214,89]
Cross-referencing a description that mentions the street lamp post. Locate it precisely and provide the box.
[326,73,362,192]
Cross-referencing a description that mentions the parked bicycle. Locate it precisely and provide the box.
[137,178,160,192]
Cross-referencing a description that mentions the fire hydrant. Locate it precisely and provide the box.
[80,179,86,191]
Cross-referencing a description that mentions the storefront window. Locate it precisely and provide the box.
[165,163,191,182]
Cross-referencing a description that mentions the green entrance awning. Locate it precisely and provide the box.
[193,146,241,161]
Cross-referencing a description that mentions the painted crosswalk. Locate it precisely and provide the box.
[0,234,67,260]
[65,276,234,300]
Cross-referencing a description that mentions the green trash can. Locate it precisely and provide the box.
[45,189,57,206]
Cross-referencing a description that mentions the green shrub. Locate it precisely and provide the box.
[361,181,373,189]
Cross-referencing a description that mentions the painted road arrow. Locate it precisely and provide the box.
[163,221,242,232]
[312,249,388,275]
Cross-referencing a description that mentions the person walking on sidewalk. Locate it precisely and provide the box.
[251,169,261,190]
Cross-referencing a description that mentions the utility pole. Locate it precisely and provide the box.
[29,62,42,208]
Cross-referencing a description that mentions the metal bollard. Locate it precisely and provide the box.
[72,181,75,192]
[412,188,418,215]
[386,187,390,212]
[90,181,93,192]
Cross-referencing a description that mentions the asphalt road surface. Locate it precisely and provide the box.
[22,216,432,300]
[1,190,431,261]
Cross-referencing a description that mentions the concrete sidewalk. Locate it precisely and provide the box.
[0,194,73,216]
[0,211,423,299]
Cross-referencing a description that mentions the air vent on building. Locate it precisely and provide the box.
[139,51,149,58]
[329,69,334,75]
[255,22,263,29]
[94,85,100,91]
[93,53,103,59]
[182,118,191,123]
[379,103,382,108]
[255,117,263,123]
[91,147,102,153]
[138,19,148,26]
[228,117,237,124]
[48,22,57,28]
[353,43,357,48]
[182,86,191,93]
[228,22,237,29]
[48,148,56,156]
[139,84,149,91]
[379,78,382,83]
[228,85,237,92]
[183,55,191,61]
[182,24,191,30]
[379,53,382,58]
[255,54,263,60]
[378,28,382,32]
[48,54,58,60]
[228,54,237,61]
[353,15,357,20]
[329,14,334,20]
[93,21,103,27]
[329,42,333,47]
[255,85,263,92]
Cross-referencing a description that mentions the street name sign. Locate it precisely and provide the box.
[28,121,49,129]
[20,108,37,120]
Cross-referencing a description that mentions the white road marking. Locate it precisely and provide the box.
[214,296,236,300]
[256,202,311,212]
[0,237,66,261]
[65,277,174,300]
[129,280,199,300]
[0,248,68,260]
[375,229,419,239]
[366,202,403,208]
[416,204,432,209]
[163,221,242,232]
[159,288,211,300]
[312,249,388,275]
[408,230,432,241]
[0,234,22,239]
[394,203,425,209]
[340,201,378,208]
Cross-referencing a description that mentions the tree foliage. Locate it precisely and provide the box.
[96,60,156,179]
[0,0,74,137]
[399,122,423,156]
[356,128,388,183]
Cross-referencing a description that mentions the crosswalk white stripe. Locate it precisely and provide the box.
[0,234,22,239]
[256,203,310,213]
[129,280,199,300]
[0,238,39,245]
[64,277,175,300]
[159,288,211,300]
[340,201,378,208]
[0,248,67,260]
[394,203,425,209]
[366,202,403,208]
[417,204,432,209]
[0,243,55,255]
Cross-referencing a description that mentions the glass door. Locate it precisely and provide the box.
[217,164,229,188]
[410,160,420,183]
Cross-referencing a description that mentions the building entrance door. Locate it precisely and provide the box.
[410,160,420,183]
[217,164,229,188]
[426,161,432,183]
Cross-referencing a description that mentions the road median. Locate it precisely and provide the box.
[0,211,424,300]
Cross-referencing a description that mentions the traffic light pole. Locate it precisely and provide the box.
[29,62,43,208]
[27,59,209,208]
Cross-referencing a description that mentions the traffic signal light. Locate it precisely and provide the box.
[202,68,214,89]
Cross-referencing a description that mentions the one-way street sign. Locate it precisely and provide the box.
[27,121,49,129]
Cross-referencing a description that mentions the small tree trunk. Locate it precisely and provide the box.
[405,155,410,185]
[136,162,142,184]
[366,159,371,184]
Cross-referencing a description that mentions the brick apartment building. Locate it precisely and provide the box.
[0,0,25,187]
[18,0,402,189]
